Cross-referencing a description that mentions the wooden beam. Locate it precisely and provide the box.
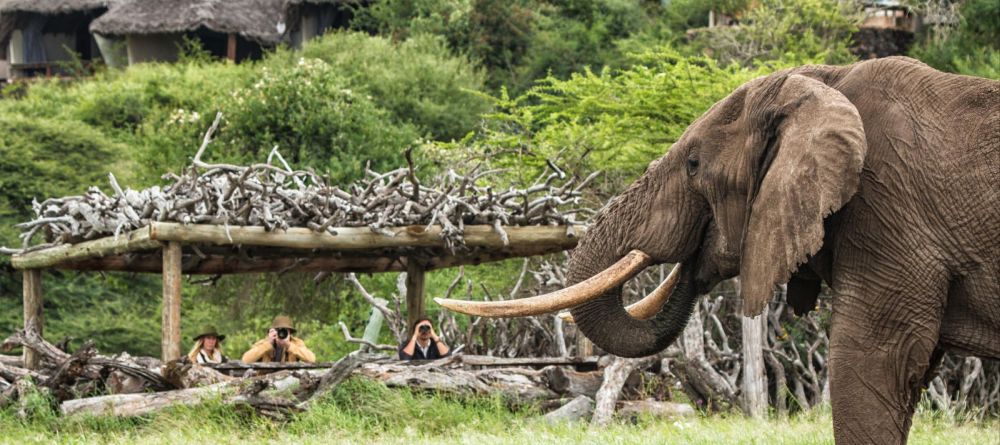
[54,243,571,274]
[12,224,585,271]
[12,226,159,270]
[405,260,426,331]
[149,223,584,251]
[22,270,43,370]
[162,242,182,362]
[226,33,237,62]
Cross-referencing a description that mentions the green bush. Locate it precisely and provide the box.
[910,0,1000,79]
[220,57,419,182]
[0,115,119,223]
[686,0,860,67]
[435,48,776,188]
[299,32,489,141]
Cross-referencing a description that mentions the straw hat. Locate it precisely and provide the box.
[271,315,296,333]
[192,325,226,342]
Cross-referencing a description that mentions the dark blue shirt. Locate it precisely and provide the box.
[398,338,449,360]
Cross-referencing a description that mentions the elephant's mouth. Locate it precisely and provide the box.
[434,249,683,319]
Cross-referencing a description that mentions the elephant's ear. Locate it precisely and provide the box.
[739,74,867,316]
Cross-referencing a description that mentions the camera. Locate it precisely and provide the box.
[276,328,290,340]
[418,325,430,334]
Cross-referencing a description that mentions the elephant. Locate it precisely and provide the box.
[437,56,999,444]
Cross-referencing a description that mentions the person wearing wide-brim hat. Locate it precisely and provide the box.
[241,315,316,363]
[187,325,227,364]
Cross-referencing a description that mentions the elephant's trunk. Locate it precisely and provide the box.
[567,240,700,358]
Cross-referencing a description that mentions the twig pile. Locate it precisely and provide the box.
[10,113,597,253]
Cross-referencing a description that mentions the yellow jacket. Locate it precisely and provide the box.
[241,336,316,363]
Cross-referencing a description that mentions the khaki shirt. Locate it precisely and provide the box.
[241,336,316,363]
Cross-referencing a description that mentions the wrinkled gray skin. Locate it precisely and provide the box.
[567,57,999,444]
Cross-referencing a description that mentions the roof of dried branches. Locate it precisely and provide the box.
[9,113,597,254]
[89,0,286,44]
[0,0,111,14]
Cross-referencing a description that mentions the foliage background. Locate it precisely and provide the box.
[0,0,995,391]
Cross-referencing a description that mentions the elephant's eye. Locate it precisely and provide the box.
[686,158,699,175]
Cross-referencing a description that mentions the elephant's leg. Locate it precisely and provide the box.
[828,271,946,444]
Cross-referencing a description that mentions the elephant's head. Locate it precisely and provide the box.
[438,71,867,357]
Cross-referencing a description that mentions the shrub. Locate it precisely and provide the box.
[299,32,489,141]
[220,57,419,182]
[435,48,775,188]
[686,0,860,67]
[910,0,1000,79]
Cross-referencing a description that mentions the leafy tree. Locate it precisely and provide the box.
[299,32,490,141]
[686,0,861,66]
[909,0,1000,79]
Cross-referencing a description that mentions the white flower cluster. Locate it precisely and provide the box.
[168,108,201,125]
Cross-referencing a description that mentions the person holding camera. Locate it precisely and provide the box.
[241,315,316,363]
[398,317,450,360]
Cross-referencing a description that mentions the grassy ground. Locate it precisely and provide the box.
[2,378,997,445]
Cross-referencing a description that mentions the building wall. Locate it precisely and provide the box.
[8,30,24,64]
[126,33,183,64]
[301,12,319,42]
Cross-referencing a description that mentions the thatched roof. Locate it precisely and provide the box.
[0,0,110,14]
[90,0,287,44]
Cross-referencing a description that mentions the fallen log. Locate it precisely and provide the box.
[0,354,23,368]
[356,362,559,403]
[62,352,380,418]
[0,361,44,383]
[543,366,603,398]
[43,340,96,401]
[2,329,172,391]
[543,395,594,423]
[162,360,235,389]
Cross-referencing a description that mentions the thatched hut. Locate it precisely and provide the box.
[0,0,112,79]
[89,0,286,64]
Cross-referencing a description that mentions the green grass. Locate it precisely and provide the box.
[2,378,996,445]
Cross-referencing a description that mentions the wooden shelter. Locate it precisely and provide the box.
[0,0,112,79]
[10,221,585,367]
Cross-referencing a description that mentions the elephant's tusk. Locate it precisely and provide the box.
[434,250,653,318]
[558,263,681,323]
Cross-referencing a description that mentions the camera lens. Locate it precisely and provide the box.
[277,328,289,339]
[419,325,430,333]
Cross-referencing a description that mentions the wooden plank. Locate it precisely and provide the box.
[149,223,585,251]
[162,242,182,362]
[206,362,333,371]
[53,243,572,274]
[22,270,43,370]
[11,226,159,270]
[459,355,599,367]
[226,33,237,61]
[202,355,599,373]
[405,261,426,331]
[12,223,584,271]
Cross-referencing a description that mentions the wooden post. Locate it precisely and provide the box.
[162,242,182,362]
[226,33,237,62]
[576,333,594,357]
[22,269,43,370]
[360,298,387,352]
[405,260,425,331]
[741,313,768,418]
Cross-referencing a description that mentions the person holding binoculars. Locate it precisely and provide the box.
[398,317,450,360]
[241,315,316,363]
